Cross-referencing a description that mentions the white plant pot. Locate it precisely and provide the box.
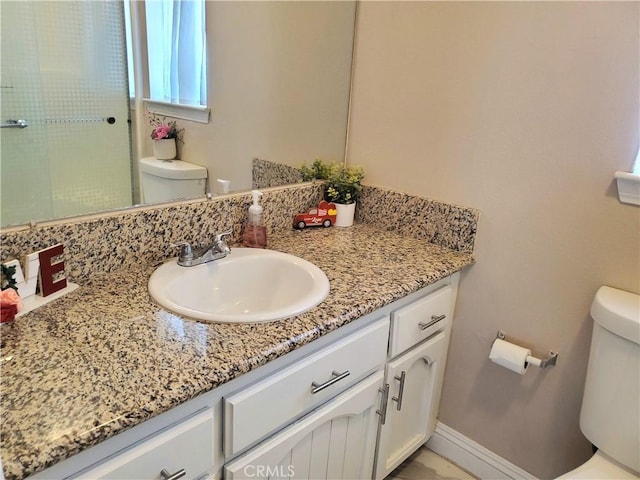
[153,138,177,160]
[334,202,356,227]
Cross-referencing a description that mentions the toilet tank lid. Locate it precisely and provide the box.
[591,286,640,345]
[140,157,208,180]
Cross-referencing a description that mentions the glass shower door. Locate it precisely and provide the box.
[0,0,132,227]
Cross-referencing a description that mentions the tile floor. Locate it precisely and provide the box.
[385,447,478,480]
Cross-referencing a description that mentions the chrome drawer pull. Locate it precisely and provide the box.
[418,314,446,330]
[377,383,390,425]
[160,468,186,480]
[391,371,407,411]
[311,370,350,394]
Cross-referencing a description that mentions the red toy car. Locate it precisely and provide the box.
[294,201,337,229]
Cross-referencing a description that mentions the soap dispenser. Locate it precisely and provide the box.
[242,190,267,248]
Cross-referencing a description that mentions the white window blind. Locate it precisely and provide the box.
[145,0,207,107]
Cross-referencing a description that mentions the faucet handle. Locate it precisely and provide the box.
[214,230,232,254]
[171,241,194,261]
[214,230,233,243]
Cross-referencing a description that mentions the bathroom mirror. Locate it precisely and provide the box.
[0,1,356,229]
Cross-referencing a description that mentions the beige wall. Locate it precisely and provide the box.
[347,2,639,478]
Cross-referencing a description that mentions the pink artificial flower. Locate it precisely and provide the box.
[153,124,172,140]
[0,288,22,323]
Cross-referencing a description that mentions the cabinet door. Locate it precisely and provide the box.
[224,371,383,480]
[375,332,447,480]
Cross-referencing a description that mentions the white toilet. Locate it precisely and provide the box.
[557,286,640,479]
[139,157,208,204]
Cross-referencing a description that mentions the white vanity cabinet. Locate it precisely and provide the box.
[374,281,457,480]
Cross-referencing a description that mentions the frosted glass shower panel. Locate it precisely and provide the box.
[0,1,53,226]
[0,1,132,226]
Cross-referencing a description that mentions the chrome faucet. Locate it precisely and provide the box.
[172,230,232,267]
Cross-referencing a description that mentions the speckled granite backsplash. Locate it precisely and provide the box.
[252,158,303,189]
[357,185,479,253]
[0,183,479,282]
[0,184,324,282]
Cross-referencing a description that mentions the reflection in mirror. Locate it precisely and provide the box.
[0,1,356,229]
[1,1,132,228]
[252,158,303,190]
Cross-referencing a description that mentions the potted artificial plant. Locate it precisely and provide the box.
[301,159,365,227]
[148,112,184,160]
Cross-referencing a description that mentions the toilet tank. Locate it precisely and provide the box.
[580,286,640,473]
[140,157,207,204]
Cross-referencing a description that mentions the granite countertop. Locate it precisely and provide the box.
[0,224,475,480]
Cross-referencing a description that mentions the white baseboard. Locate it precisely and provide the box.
[426,421,538,480]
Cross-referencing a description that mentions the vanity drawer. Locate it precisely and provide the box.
[223,317,389,457]
[76,409,214,480]
[389,285,452,358]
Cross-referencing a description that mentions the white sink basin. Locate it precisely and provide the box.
[148,248,330,323]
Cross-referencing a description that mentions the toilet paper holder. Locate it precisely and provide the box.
[496,330,558,369]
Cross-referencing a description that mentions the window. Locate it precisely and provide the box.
[614,145,640,205]
[145,0,207,107]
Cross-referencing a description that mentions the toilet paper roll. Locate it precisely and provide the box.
[489,338,531,375]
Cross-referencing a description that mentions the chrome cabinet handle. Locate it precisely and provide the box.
[391,371,407,411]
[377,383,390,425]
[418,314,446,330]
[160,468,186,480]
[1,119,28,129]
[311,370,350,394]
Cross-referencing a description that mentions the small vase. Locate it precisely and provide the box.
[334,202,356,227]
[153,138,177,160]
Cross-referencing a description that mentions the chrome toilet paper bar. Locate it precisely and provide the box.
[496,330,558,369]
